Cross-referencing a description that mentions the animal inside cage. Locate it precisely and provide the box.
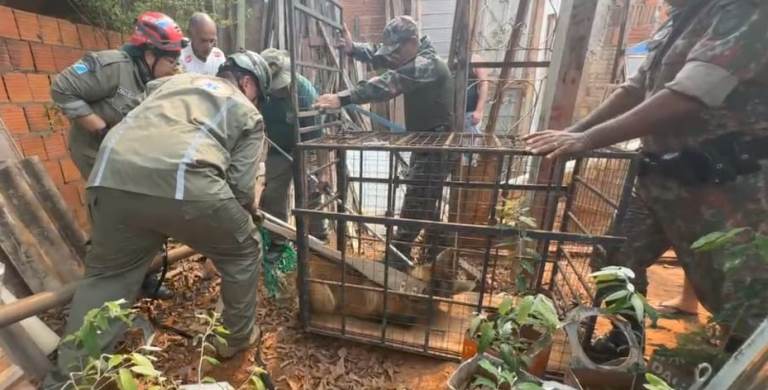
[292,131,639,367]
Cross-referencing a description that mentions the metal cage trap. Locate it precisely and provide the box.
[291,131,640,371]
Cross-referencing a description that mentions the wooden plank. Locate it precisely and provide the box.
[263,216,427,293]
[448,0,472,132]
[530,0,599,225]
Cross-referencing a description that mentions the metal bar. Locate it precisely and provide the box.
[306,326,460,361]
[381,151,396,343]
[337,148,348,335]
[296,61,341,72]
[548,158,584,288]
[347,176,568,192]
[317,193,341,210]
[295,3,343,30]
[471,61,550,68]
[299,121,344,134]
[357,150,364,255]
[573,175,619,209]
[298,109,341,118]
[566,211,590,235]
[559,246,595,296]
[287,0,312,328]
[308,158,340,176]
[292,209,627,245]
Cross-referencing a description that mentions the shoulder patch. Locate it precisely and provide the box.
[192,77,234,97]
[73,61,89,74]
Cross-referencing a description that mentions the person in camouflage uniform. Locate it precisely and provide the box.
[43,51,272,388]
[51,12,186,300]
[315,16,455,270]
[526,0,768,346]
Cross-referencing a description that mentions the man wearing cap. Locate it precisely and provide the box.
[43,50,272,388]
[260,48,328,260]
[315,16,454,270]
[180,12,226,75]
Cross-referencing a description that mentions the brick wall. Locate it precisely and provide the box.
[341,0,387,42]
[574,0,666,121]
[0,6,126,228]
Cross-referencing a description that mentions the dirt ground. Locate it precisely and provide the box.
[37,254,706,389]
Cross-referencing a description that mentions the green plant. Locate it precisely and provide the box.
[193,311,230,384]
[691,227,768,343]
[70,0,237,33]
[643,373,674,390]
[496,200,540,293]
[467,294,559,389]
[61,299,174,389]
[471,359,542,390]
[591,266,659,327]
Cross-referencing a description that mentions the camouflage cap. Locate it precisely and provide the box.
[261,48,291,91]
[375,15,419,57]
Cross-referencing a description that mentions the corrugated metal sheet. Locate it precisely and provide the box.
[419,0,455,57]
[0,155,86,294]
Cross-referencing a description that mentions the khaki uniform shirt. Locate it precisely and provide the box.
[88,73,265,207]
[51,49,146,176]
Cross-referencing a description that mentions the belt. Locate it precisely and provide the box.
[640,133,767,185]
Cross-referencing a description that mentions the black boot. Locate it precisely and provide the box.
[140,272,174,300]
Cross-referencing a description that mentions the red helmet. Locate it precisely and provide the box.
[129,12,187,53]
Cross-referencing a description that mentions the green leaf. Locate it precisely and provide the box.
[532,294,560,331]
[477,359,500,381]
[644,373,674,390]
[499,343,517,370]
[691,228,748,252]
[630,294,645,322]
[203,356,221,366]
[130,353,154,369]
[603,289,630,303]
[498,297,514,316]
[202,376,218,384]
[118,368,138,390]
[130,365,160,377]
[472,376,499,389]
[516,382,544,390]
[213,326,231,336]
[251,375,266,390]
[478,322,495,353]
[107,354,124,369]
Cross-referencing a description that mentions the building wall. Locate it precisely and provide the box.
[341,0,388,42]
[574,0,666,121]
[0,6,125,228]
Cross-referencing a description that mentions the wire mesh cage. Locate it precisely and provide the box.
[293,131,638,367]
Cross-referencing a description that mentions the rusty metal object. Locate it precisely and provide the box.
[0,246,197,328]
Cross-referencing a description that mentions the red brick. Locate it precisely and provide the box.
[60,182,81,209]
[3,73,32,102]
[18,135,46,158]
[107,31,123,49]
[12,10,41,42]
[23,103,50,132]
[0,105,29,134]
[38,16,62,45]
[43,132,67,158]
[0,78,7,103]
[53,48,85,72]
[43,159,64,186]
[58,19,80,48]
[60,157,81,183]
[76,24,99,51]
[0,39,11,72]
[5,39,34,70]
[93,28,109,50]
[0,6,19,40]
[30,42,56,72]
[26,74,51,102]
[76,184,86,204]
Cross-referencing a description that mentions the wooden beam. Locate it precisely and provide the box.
[536,0,599,131]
